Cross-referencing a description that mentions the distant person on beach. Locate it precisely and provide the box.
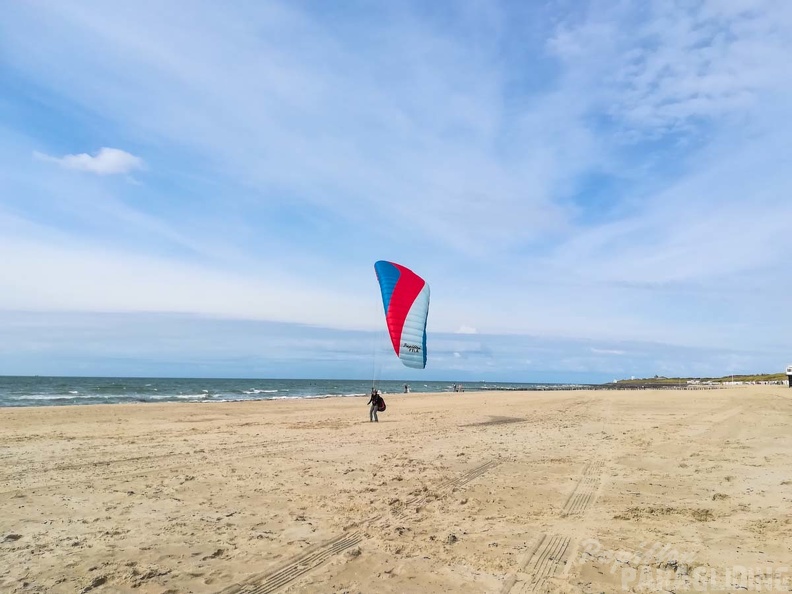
[404,384,410,393]
[367,389,381,422]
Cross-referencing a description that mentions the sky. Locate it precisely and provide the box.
[1,0,791,382]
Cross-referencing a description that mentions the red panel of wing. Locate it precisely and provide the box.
[386,263,426,355]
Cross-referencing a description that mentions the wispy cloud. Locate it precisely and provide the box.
[548,0,792,137]
[0,311,773,381]
[34,147,144,175]
[590,348,625,356]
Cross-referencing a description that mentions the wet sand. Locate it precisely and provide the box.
[2,386,792,593]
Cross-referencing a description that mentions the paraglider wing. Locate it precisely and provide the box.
[374,260,430,369]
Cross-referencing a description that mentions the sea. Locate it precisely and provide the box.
[0,377,584,408]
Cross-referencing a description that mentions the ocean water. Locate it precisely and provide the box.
[0,377,580,408]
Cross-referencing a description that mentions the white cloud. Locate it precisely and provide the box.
[34,147,144,175]
[455,325,478,334]
[590,348,626,356]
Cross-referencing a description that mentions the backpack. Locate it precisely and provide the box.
[377,397,386,412]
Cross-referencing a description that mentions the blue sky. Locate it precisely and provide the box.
[1,0,791,382]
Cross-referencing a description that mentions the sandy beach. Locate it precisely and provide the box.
[2,386,792,593]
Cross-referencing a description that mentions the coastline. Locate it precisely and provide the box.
[0,377,588,408]
[2,386,791,593]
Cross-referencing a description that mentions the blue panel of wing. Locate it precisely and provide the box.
[374,260,400,315]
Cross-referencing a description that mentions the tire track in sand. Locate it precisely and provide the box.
[501,458,602,593]
[387,459,499,524]
[501,534,573,593]
[215,459,499,594]
[503,401,613,593]
[560,458,605,517]
[216,531,364,594]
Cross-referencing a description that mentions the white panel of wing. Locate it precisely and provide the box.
[398,285,430,368]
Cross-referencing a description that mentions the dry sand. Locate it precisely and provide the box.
[2,386,792,593]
